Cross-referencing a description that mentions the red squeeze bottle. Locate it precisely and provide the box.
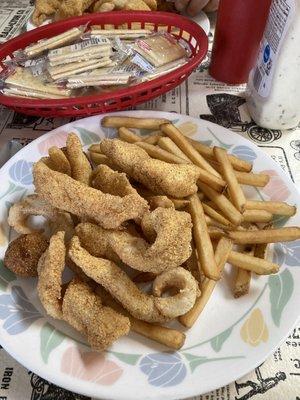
[209,0,272,84]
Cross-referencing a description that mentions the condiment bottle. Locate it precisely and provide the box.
[209,0,272,84]
[246,0,300,130]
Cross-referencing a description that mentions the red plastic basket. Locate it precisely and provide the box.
[0,11,208,117]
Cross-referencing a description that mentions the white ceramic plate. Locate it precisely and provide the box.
[26,11,210,34]
[0,111,299,400]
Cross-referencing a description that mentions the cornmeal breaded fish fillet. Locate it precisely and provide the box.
[37,231,65,319]
[100,139,201,198]
[62,278,130,351]
[33,161,149,229]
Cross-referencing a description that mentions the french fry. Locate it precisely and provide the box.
[189,194,219,280]
[186,137,253,172]
[214,146,246,212]
[118,126,141,143]
[184,243,203,285]
[197,171,226,192]
[198,182,243,226]
[160,123,221,177]
[234,268,252,298]
[179,237,232,327]
[169,198,190,210]
[102,116,169,129]
[202,202,231,227]
[214,236,233,267]
[135,141,187,164]
[208,226,225,239]
[88,143,102,153]
[158,137,191,162]
[205,215,229,231]
[209,161,269,187]
[234,171,270,187]
[242,210,273,223]
[142,133,163,145]
[89,152,113,167]
[245,200,296,216]
[97,287,185,349]
[233,247,254,298]
[228,227,300,244]
[228,251,279,274]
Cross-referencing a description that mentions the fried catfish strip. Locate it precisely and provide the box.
[76,207,192,274]
[92,164,136,196]
[69,236,199,323]
[75,222,120,263]
[48,146,71,175]
[8,194,74,237]
[66,133,92,185]
[110,207,192,273]
[100,139,201,198]
[33,161,149,229]
[62,278,130,351]
[37,231,66,319]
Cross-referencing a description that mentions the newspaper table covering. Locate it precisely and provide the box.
[0,7,299,400]
[0,1,33,44]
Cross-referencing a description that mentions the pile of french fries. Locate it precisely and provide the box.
[89,115,299,331]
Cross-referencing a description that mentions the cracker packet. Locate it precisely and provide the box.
[1,67,71,99]
[133,33,187,68]
[48,36,112,66]
[19,26,86,59]
[90,26,152,39]
[48,57,114,81]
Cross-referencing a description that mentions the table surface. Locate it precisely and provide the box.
[0,3,299,400]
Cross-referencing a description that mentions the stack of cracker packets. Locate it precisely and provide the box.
[1,25,189,99]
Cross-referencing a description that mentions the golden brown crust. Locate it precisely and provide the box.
[66,133,92,185]
[33,161,149,230]
[37,231,66,319]
[100,139,201,198]
[68,236,198,323]
[7,194,74,238]
[62,278,130,351]
[4,233,48,277]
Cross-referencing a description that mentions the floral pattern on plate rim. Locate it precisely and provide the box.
[0,116,299,391]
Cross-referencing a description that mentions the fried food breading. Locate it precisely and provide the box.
[37,231,66,319]
[56,0,95,20]
[66,133,92,185]
[4,233,48,277]
[100,139,201,198]
[7,194,74,238]
[92,164,136,196]
[32,0,60,26]
[48,146,71,176]
[69,236,198,323]
[33,161,149,229]
[110,207,192,274]
[62,278,130,350]
[147,195,175,210]
[75,222,120,262]
[76,207,192,274]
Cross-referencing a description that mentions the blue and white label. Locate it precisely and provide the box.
[251,0,295,98]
